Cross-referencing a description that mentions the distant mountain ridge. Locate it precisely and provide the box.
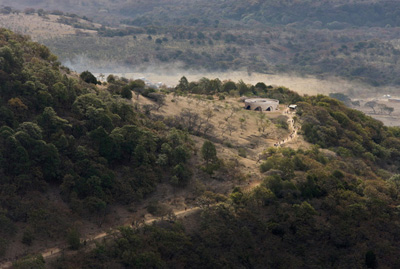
[3,0,400,86]
[3,0,400,28]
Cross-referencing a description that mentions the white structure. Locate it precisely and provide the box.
[289,104,297,110]
[244,98,279,111]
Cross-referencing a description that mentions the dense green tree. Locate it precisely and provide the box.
[201,140,217,164]
[171,145,190,164]
[222,81,237,92]
[147,93,166,110]
[237,79,249,95]
[107,74,116,83]
[80,70,98,84]
[365,251,377,269]
[4,136,30,175]
[17,122,43,140]
[255,82,268,91]
[177,76,189,91]
[67,227,81,250]
[21,229,34,246]
[37,107,69,137]
[121,87,133,99]
[72,94,106,118]
[171,163,192,187]
[31,141,60,181]
[130,79,145,89]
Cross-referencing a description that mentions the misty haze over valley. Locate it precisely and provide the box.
[1,1,400,268]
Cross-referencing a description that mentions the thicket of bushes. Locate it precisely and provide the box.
[56,146,400,268]
[0,29,193,253]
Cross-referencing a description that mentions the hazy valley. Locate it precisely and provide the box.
[0,1,400,268]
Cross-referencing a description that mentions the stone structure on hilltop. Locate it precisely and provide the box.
[244,98,279,111]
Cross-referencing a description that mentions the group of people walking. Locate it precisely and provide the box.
[273,117,297,147]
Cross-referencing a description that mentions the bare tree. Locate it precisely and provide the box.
[257,113,271,133]
[148,93,166,111]
[196,109,215,135]
[142,104,156,115]
[203,107,215,122]
[378,103,387,114]
[239,116,247,131]
[384,106,394,115]
[133,88,144,100]
[224,106,239,122]
[202,122,215,136]
[179,108,201,132]
[175,108,214,136]
[225,122,237,136]
[364,101,377,113]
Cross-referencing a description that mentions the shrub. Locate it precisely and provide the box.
[201,140,217,164]
[80,71,98,84]
[22,229,34,246]
[238,148,247,158]
[121,87,133,99]
[67,228,81,250]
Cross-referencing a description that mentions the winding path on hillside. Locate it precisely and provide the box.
[274,109,298,147]
[0,106,301,269]
[0,207,202,268]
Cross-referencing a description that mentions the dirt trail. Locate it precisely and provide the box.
[242,108,299,193]
[0,206,202,268]
[0,104,302,269]
[279,110,298,146]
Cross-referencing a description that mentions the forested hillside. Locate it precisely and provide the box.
[56,102,400,268]
[0,28,195,258]
[5,0,400,28]
[2,28,400,268]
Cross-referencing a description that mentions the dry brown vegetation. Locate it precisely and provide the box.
[354,98,400,127]
[0,13,96,40]
[136,93,311,181]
